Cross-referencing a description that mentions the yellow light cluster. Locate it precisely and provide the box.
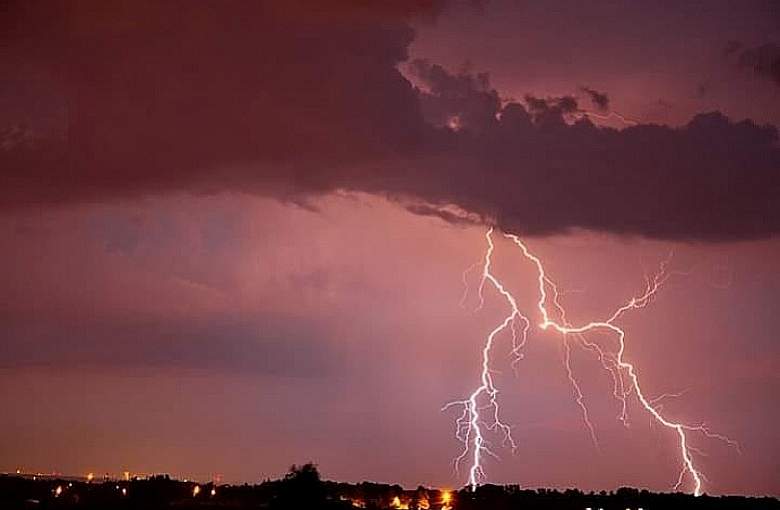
[390,496,409,509]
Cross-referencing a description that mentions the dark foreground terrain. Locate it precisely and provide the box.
[2,464,777,510]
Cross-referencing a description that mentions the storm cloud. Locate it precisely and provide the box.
[2,0,779,241]
[737,43,780,86]
[579,86,610,111]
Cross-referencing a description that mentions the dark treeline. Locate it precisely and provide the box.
[1,464,777,510]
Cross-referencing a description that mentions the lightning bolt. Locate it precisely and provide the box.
[581,109,639,126]
[443,228,527,490]
[447,227,738,496]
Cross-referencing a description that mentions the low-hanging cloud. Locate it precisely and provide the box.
[728,41,780,86]
[2,0,779,241]
[579,86,610,112]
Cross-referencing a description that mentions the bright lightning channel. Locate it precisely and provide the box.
[447,227,738,495]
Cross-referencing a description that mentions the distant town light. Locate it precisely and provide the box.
[54,485,63,497]
[193,485,201,497]
[87,473,94,482]
[122,487,127,496]
[210,488,216,497]
[390,496,409,509]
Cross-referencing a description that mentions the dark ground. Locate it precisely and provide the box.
[2,464,777,510]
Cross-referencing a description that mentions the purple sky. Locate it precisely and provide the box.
[1,0,779,496]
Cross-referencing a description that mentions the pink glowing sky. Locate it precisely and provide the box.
[1,0,778,496]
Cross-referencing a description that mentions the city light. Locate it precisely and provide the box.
[391,495,410,509]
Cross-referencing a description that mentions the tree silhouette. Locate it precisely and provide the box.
[271,463,339,510]
[1,466,778,510]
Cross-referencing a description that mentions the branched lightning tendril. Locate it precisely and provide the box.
[581,110,639,126]
[446,227,739,495]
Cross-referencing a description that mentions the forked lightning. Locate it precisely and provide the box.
[447,228,738,495]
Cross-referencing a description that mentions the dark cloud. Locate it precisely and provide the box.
[0,314,340,377]
[723,40,743,56]
[404,203,482,225]
[736,43,780,86]
[523,94,581,125]
[401,108,779,241]
[2,1,779,241]
[726,40,780,86]
[1,0,428,203]
[579,86,610,111]
[410,59,501,132]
